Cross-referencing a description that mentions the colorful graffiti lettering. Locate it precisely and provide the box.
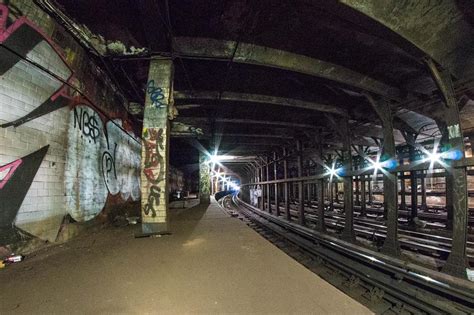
[146,80,166,109]
[0,159,22,189]
[141,127,167,219]
[0,146,49,244]
[143,128,165,183]
[143,185,161,217]
[0,4,73,128]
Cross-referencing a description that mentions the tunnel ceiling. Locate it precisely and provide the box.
[49,0,474,170]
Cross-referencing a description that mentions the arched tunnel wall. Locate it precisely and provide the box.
[0,1,141,249]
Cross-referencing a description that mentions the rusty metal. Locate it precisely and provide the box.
[366,94,400,257]
[426,58,469,279]
[273,151,280,216]
[297,140,305,226]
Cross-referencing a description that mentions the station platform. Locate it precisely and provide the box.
[0,198,372,314]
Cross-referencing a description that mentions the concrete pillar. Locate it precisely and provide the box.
[199,152,211,204]
[140,58,174,235]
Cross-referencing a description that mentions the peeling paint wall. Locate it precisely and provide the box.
[0,1,140,247]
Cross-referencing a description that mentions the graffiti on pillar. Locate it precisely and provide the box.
[146,80,166,109]
[0,146,49,244]
[199,155,211,202]
[142,127,166,218]
[0,4,73,128]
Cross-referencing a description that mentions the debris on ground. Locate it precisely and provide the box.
[112,216,129,227]
[2,254,24,268]
[126,216,140,225]
[413,217,427,228]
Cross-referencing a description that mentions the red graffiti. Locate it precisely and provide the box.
[143,128,165,184]
[0,159,22,189]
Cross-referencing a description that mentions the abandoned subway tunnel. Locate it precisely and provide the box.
[1,0,474,313]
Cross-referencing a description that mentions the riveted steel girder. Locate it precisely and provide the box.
[173,37,401,99]
[174,90,348,116]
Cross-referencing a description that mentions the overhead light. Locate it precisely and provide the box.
[372,160,382,171]
[426,150,441,164]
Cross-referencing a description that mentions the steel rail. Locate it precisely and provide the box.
[232,195,474,313]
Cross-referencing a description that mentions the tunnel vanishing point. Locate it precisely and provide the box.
[1,0,474,313]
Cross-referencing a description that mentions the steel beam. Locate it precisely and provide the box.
[173,37,401,99]
[174,90,347,116]
[214,133,293,139]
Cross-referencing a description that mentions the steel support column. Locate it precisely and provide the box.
[259,164,264,211]
[339,118,355,242]
[426,58,469,278]
[355,176,361,206]
[316,137,326,232]
[283,148,291,221]
[366,94,400,257]
[368,178,373,205]
[274,152,280,216]
[266,156,271,213]
[399,172,407,210]
[297,140,305,225]
[328,180,334,211]
[360,175,366,216]
[420,171,428,210]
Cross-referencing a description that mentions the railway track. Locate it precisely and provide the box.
[219,193,474,314]
[281,204,474,263]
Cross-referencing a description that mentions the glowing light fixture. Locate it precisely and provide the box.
[372,160,382,171]
[426,150,441,164]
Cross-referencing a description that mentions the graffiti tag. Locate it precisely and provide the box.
[143,128,165,183]
[143,185,161,217]
[73,107,101,143]
[146,80,166,109]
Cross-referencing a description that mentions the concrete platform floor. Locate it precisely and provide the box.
[0,199,372,314]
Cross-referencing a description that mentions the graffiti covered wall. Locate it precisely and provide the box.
[0,1,140,246]
[65,105,140,222]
